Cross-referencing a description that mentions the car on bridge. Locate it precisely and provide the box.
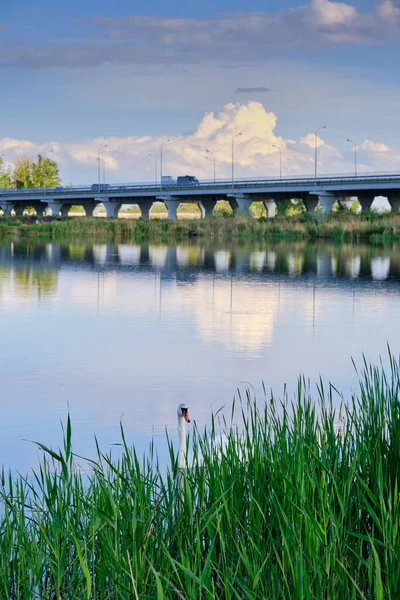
[161,175,200,187]
[91,183,111,191]
[177,175,200,186]
[161,176,176,187]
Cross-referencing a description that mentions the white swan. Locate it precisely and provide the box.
[176,403,236,470]
[177,403,191,471]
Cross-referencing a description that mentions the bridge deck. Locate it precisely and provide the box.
[1,173,400,218]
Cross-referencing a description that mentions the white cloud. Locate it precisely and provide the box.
[1,138,36,152]
[1,102,399,183]
[300,133,323,149]
[361,140,391,153]
[1,1,399,69]
[376,0,400,21]
[309,0,357,25]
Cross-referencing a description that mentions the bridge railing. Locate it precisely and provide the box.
[1,170,400,197]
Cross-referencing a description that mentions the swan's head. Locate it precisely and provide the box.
[177,403,190,423]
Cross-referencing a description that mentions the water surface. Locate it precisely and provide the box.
[0,239,399,472]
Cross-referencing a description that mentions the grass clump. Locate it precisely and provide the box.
[1,355,400,598]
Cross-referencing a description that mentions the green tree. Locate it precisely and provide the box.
[287,198,306,216]
[12,155,61,189]
[13,157,33,188]
[277,198,306,217]
[250,202,266,218]
[276,199,291,216]
[0,157,12,189]
[31,154,61,188]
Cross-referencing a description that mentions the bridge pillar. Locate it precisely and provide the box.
[357,194,375,212]
[84,203,101,217]
[34,204,44,218]
[314,192,336,213]
[303,195,318,213]
[263,200,277,219]
[45,201,64,217]
[163,200,180,220]
[14,205,26,216]
[61,204,72,217]
[388,195,400,213]
[102,201,122,218]
[0,202,14,216]
[198,200,216,218]
[137,200,153,220]
[228,195,252,214]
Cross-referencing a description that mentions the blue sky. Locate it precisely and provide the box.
[0,0,399,183]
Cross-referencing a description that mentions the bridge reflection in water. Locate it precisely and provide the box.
[1,240,400,283]
[1,241,399,348]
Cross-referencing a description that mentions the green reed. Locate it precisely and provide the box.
[1,213,400,244]
[1,354,400,598]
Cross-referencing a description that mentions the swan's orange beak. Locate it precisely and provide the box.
[182,408,190,423]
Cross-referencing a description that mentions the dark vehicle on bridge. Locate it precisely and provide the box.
[91,183,111,191]
[177,175,200,186]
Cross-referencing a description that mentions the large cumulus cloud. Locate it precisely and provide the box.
[1,102,399,184]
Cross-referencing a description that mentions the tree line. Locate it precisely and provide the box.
[0,155,61,189]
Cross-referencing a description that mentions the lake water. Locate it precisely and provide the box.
[0,239,399,473]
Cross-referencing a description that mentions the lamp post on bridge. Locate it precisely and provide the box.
[206,149,216,183]
[314,125,326,183]
[100,159,106,183]
[0,153,5,189]
[43,147,54,198]
[97,144,108,197]
[231,132,242,190]
[272,144,282,179]
[160,139,170,192]
[149,154,158,185]
[347,138,358,177]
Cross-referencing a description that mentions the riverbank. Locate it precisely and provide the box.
[1,212,400,243]
[1,357,399,598]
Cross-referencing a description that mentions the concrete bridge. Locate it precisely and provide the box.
[1,173,400,219]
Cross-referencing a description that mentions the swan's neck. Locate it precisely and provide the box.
[178,417,187,469]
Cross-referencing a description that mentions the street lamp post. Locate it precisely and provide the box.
[272,144,282,179]
[43,148,54,197]
[347,138,358,177]
[231,133,242,189]
[97,144,108,197]
[160,139,170,191]
[314,125,327,182]
[100,159,106,183]
[206,149,216,183]
[0,153,5,190]
[149,154,158,185]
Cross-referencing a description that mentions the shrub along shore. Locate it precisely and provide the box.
[1,356,400,598]
[0,212,400,244]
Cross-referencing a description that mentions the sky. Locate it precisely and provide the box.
[0,0,399,184]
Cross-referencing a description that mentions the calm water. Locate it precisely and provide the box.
[0,239,399,472]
